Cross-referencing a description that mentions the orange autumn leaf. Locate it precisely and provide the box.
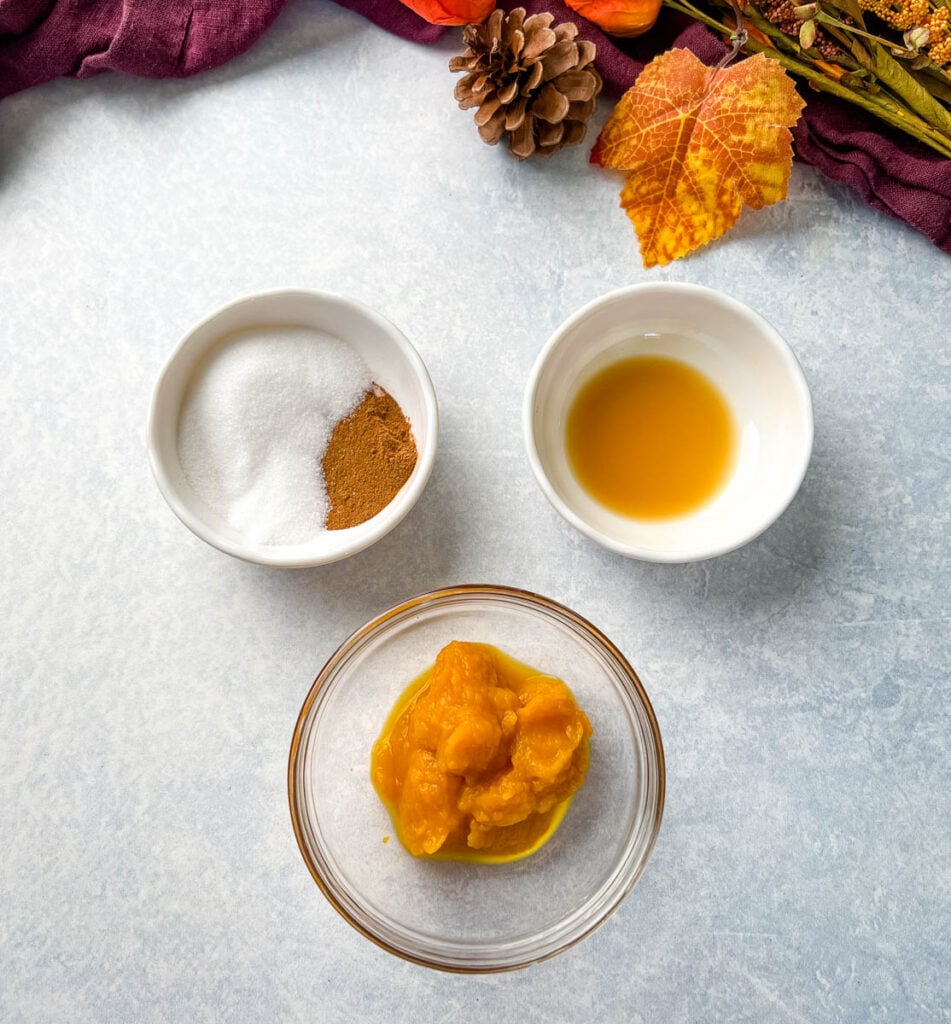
[592,49,805,267]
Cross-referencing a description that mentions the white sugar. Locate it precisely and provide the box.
[177,326,372,545]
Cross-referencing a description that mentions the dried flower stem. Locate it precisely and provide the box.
[663,0,951,156]
[713,0,750,71]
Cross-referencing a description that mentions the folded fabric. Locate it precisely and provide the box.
[332,0,445,42]
[0,0,286,97]
[791,90,951,253]
[335,0,951,255]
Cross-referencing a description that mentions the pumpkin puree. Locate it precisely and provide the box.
[371,640,592,863]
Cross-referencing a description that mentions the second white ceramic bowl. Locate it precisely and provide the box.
[523,283,813,562]
[148,290,438,567]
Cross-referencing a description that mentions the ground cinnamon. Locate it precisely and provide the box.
[322,385,418,530]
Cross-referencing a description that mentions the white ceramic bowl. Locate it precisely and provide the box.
[148,290,438,567]
[523,283,813,563]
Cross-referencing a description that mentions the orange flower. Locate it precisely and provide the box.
[398,0,495,25]
[565,0,662,37]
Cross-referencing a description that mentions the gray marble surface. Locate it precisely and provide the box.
[1,2,948,1021]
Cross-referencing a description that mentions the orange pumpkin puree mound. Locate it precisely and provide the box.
[371,640,593,864]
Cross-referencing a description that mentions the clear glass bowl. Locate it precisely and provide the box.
[288,585,665,972]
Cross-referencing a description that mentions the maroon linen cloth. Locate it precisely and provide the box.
[1,0,948,252]
[0,0,285,95]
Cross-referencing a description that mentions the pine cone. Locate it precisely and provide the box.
[449,7,602,160]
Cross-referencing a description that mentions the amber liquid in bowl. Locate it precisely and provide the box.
[566,355,737,519]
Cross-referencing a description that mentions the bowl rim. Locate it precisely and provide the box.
[522,282,814,563]
[287,583,666,973]
[146,287,438,568]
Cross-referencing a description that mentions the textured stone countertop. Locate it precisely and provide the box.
[1,3,948,1021]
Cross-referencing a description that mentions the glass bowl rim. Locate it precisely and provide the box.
[287,583,666,973]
